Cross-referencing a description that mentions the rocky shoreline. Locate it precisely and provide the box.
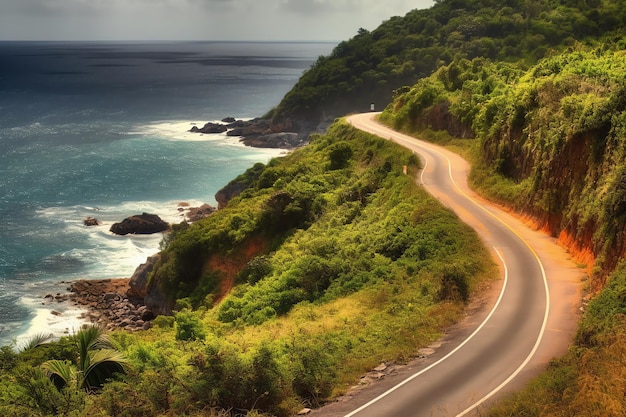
[190,117,313,149]
[49,278,155,332]
[48,202,219,333]
[39,119,295,335]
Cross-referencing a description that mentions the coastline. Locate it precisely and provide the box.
[22,125,293,343]
[32,132,285,338]
[68,278,154,332]
[0,40,328,348]
[39,278,154,336]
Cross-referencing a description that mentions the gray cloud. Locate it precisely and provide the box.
[0,0,435,41]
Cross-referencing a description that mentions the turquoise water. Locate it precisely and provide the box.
[0,41,334,346]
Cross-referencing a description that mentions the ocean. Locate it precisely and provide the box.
[0,41,334,347]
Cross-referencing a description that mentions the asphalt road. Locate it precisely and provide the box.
[309,112,578,417]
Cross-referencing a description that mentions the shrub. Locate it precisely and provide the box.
[328,143,353,169]
[175,310,206,341]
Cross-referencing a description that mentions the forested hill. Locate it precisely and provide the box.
[268,0,626,132]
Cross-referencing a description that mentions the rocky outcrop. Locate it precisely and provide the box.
[83,217,100,226]
[128,253,161,299]
[184,203,216,222]
[215,181,249,209]
[190,122,228,134]
[226,118,271,137]
[110,213,169,235]
[241,132,305,148]
[126,252,173,316]
[189,117,308,149]
[65,279,155,331]
[144,285,172,316]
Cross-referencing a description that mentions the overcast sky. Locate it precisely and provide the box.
[0,0,436,41]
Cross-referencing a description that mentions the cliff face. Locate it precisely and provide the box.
[476,53,626,284]
[420,102,475,139]
[382,45,626,287]
[135,234,269,315]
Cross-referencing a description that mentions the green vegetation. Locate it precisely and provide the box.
[0,122,495,416]
[0,326,125,416]
[270,0,626,128]
[42,326,126,393]
[381,40,626,277]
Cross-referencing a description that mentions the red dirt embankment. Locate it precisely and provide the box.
[208,234,269,304]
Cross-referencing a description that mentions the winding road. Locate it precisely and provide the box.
[311,113,582,417]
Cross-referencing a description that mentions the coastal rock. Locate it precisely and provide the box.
[128,253,172,316]
[241,132,303,148]
[215,180,249,210]
[189,116,309,150]
[69,279,156,332]
[110,213,169,235]
[128,253,161,299]
[184,203,216,222]
[225,118,271,137]
[189,122,228,134]
[144,283,173,316]
[83,217,100,226]
[141,309,156,321]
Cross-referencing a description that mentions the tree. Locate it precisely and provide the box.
[42,326,126,392]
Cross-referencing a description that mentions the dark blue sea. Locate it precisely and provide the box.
[0,41,334,347]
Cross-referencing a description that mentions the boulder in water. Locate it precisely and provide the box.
[83,217,100,226]
[110,213,169,235]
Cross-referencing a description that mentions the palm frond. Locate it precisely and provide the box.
[19,332,54,351]
[74,325,113,371]
[42,325,127,392]
[42,359,76,390]
[82,349,127,390]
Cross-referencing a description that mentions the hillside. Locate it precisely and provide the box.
[380,39,626,415]
[268,0,626,133]
[0,122,495,416]
[381,41,626,284]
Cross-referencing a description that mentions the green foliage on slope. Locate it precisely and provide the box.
[150,121,486,316]
[382,39,626,275]
[270,0,626,128]
[0,122,495,416]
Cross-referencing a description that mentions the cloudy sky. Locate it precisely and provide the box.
[0,0,436,41]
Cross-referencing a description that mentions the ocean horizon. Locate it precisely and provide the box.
[0,40,335,347]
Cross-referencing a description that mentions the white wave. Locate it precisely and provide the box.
[133,119,247,142]
[37,199,209,224]
[34,199,216,279]
[15,294,90,348]
[128,119,289,166]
